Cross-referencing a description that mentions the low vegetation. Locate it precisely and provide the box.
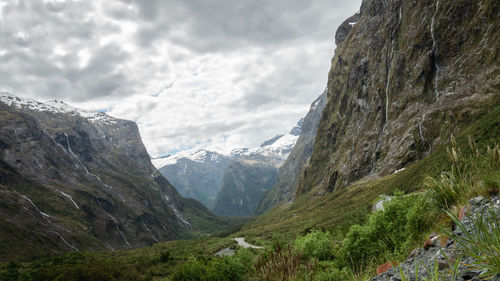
[1,108,498,280]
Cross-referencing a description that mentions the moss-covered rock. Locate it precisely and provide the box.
[298,0,500,195]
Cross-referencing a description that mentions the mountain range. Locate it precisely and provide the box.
[0,93,240,260]
[153,94,325,217]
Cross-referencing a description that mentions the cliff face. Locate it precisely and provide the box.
[158,151,232,209]
[298,0,500,195]
[0,94,233,261]
[213,158,278,217]
[256,91,327,213]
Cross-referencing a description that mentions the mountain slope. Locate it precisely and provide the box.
[298,0,500,195]
[155,118,303,212]
[212,158,278,217]
[256,90,327,214]
[211,118,305,216]
[0,93,238,261]
[156,150,231,209]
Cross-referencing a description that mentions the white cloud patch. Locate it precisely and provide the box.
[0,0,361,157]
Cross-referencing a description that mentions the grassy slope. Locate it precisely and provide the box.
[236,105,500,241]
[1,106,498,279]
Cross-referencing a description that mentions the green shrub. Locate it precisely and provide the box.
[339,194,434,268]
[160,250,172,263]
[171,256,207,281]
[313,263,346,281]
[253,244,317,281]
[171,249,255,281]
[294,230,333,260]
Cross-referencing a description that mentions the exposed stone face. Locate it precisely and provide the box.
[335,12,360,46]
[213,158,278,217]
[255,91,327,214]
[298,0,500,195]
[0,96,231,260]
[159,152,232,209]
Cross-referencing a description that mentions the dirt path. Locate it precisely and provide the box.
[234,237,263,249]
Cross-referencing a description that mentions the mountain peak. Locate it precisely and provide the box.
[0,92,115,125]
[289,118,304,136]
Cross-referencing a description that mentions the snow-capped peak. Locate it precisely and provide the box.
[229,133,299,164]
[151,149,221,168]
[0,92,116,125]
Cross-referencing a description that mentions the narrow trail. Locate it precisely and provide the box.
[234,237,263,249]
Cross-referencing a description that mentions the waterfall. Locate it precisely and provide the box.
[21,194,51,220]
[62,132,112,189]
[385,41,396,125]
[60,191,79,209]
[430,0,441,100]
[51,231,78,251]
[96,199,130,246]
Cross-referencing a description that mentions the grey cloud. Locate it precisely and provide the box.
[1,0,362,156]
[126,0,359,53]
[157,120,247,140]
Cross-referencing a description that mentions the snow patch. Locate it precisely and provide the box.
[0,92,117,125]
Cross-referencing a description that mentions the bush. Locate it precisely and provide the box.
[159,250,172,263]
[294,230,333,260]
[172,249,255,281]
[171,256,207,281]
[339,194,434,268]
[253,244,317,281]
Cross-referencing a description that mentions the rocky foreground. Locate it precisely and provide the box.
[372,196,500,281]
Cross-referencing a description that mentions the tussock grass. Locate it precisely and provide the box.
[425,136,500,210]
[445,210,500,279]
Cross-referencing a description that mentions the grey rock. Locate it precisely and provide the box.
[159,151,232,209]
[215,248,235,257]
[213,158,278,216]
[255,90,327,214]
[372,197,500,281]
[0,94,235,260]
[470,196,485,205]
[335,12,361,46]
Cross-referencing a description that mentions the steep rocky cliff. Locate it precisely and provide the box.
[298,0,500,195]
[0,93,236,261]
[212,117,307,216]
[157,150,232,209]
[212,158,278,217]
[256,91,327,213]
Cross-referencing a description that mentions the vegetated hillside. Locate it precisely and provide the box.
[157,150,232,209]
[256,90,327,214]
[212,158,278,217]
[0,94,240,261]
[0,0,499,279]
[3,106,497,280]
[239,105,500,241]
[297,0,500,195]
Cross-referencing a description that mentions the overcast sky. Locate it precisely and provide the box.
[0,0,361,157]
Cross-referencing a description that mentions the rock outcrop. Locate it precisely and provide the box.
[372,196,500,281]
[298,0,500,195]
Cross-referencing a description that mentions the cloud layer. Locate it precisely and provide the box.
[0,0,361,156]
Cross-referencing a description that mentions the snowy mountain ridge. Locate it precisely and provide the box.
[153,120,302,169]
[0,92,115,125]
[151,149,223,168]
